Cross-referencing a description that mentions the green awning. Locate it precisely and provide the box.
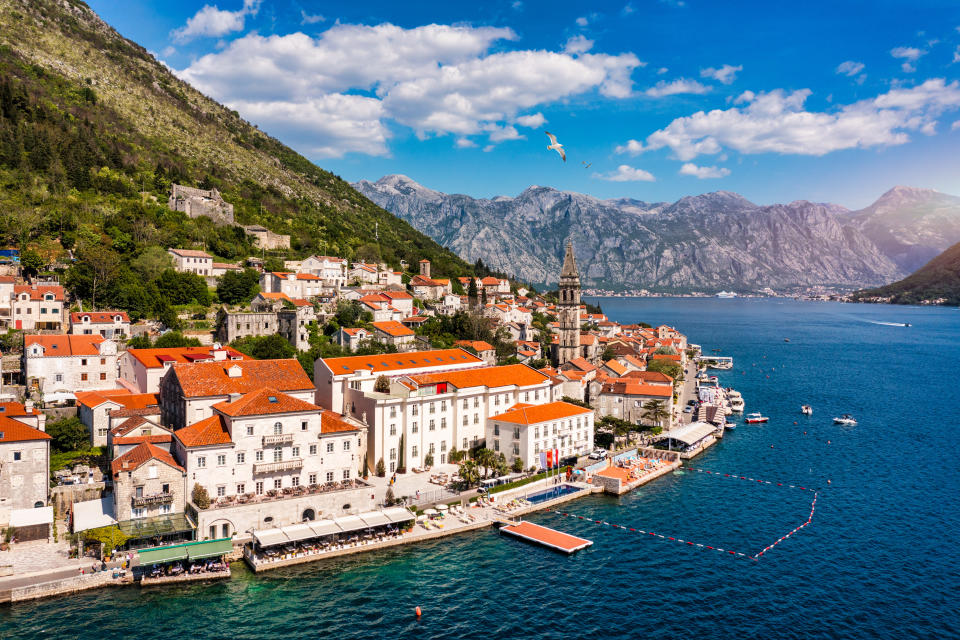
[186,538,233,560]
[138,545,188,565]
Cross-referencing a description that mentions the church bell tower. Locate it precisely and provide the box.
[556,241,581,366]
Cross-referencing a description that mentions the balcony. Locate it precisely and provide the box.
[253,458,303,474]
[132,492,173,507]
[262,433,294,446]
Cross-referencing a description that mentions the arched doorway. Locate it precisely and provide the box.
[33,501,43,508]
[302,509,315,522]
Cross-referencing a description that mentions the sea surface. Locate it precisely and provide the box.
[3,298,959,639]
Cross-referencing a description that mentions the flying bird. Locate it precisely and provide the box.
[545,131,566,162]
[582,161,592,169]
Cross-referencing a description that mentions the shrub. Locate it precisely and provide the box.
[376,458,386,477]
[191,484,211,509]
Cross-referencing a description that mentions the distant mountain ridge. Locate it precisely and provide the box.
[354,176,960,291]
[853,240,960,306]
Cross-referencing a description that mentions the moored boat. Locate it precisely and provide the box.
[833,414,857,426]
[801,405,813,415]
[745,412,769,423]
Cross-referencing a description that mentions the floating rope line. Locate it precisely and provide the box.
[552,465,821,562]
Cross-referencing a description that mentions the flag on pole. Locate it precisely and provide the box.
[554,448,560,469]
[539,451,547,470]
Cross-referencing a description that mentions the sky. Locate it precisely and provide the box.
[88,0,960,208]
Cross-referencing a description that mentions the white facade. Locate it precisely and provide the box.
[260,272,326,299]
[168,249,213,276]
[486,402,594,470]
[23,336,119,398]
[69,312,131,339]
[12,285,65,331]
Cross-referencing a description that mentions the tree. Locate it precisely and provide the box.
[191,484,211,509]
[642,400,669,429]
[130,246,174,281]
[457,459,480,489]
[155,269,210,306]
[19,250,44,278]
[511,457,524,473]
[474,448,496,478]
[647,358,682,381]
[601,346,617,361]
[65,243,120,310]
[376,457,386,477]
[46,416,88,453]
[231,334,295,360]
[424,452,434,468]
[374,375,390,393]
[654,345,678,355]
[216,268,260,305]
[83,526,128,558]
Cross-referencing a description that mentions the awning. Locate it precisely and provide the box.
[382,507,415,524]
[660,421,716,446]
[358,511,390,527]
[72,497,117,532]
[186,538,233,560]
[334,515,366,533]
[138,545,188,565]
[309,520,342,537]
[117,513,194,539]
[44,391,76,403]
[10,507,53,527]
[254,528,289,547]
[282,523,318,542]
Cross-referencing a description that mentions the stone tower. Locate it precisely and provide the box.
[557,240,581,366]
[419,259,431,279]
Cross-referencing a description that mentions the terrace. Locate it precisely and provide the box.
[203,479,370,510]
[132,492,174,508]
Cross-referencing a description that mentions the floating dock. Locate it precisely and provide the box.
[499,521,593,554]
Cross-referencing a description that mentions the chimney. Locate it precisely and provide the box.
[213,349,227,361]
[25,399,34,413]
[228,392,242,403]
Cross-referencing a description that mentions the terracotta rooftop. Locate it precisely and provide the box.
[455,340,495,352]
[213,388,320,417]
[126,346,246,369]
[112,442,183,475]
[70,311,129,324]
[0,416,51,443]
[603,360,628,376]
[410,364,549,390]
[169,249,211,258]
[25,334,105,356]
[175,415,232,448]
[14,284,64,301]
[114,434,173,446]
[372,321,415,337]
[322,349,482,376]
[489,401,592,425]
[75,390,159,411]
[0,402,41,417]
[622,370,673,384]
[170,359,314,397]
[601,381,673,397]
[321,411,360,434]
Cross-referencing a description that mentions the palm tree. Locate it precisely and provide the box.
[474,448,496,478]
[457,459,480,489]
[643,400,669,429]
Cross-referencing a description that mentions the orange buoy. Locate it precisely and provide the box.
[415,606,422,618]
[793,421,798,425]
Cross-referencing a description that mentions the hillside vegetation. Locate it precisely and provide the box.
[0,0,471,319]
[853,241,960,306]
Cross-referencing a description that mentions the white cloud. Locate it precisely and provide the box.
[300,10,324,25]
[617,78,960,161]
[171,0,261,43]
[700,64,742,85]
[576,16,589,27]
[512,1,524,9]
[679,162,730,178]
[594,164,656,182]
[952,120,960,130]
[564,35,594,55]
[456,137,477,148]
[953,45,960,64]
[891,46,926,72]
[515,112,546,128]
[622,3,636,15]
[645,78,710,97]
[161,45,176,57]
[657,67,668,75]
[614,139,645,155]
[484,124,523,142]
[835,60,865,76]
[178,23,641,156]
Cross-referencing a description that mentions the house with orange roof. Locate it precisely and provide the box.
[487,401,594,470]
[12,283,65,330]
[0,415,51,510]
[409,274,448,300]
[335,326,372,351]
[454,340,497,365]
[76,389,160,447]
[168,248,213,276]
[119,345,246,394]
[69,311,131,340]
[601,359,629,378]
[23,334,119,401]
[596,379,674,429]
[109,415,172,459]
[296,255,348,289]
[171,388,368,538]
[348,262,380,285]
[371,321,416,350]
[259,271,328,300]
[111,442,187,523]
[160,359,315,430]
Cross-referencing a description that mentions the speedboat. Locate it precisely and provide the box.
[725,422,737,430]
[801,405,813,415]
[745,412,769,423]
[730,397,745,412]
[833,414,857,426]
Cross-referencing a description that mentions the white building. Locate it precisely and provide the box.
[69,311,131,340]
[348,263,379,285]
[23,335,119,401]
[75,389,160,448]
[259,272,326,299]
[298,255,349,289]
[168,249,213,276]
[370,321,416,351]
[119,345,247,394]
[335,327,371,351]
[487,401,594,470]
[12,284,65,331]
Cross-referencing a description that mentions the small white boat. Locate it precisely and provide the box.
[730,398,745,412]
[801,405,813,415]
[833,414,857,426]
[745,412,769,424]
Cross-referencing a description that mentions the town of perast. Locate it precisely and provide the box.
[0,1,957,638]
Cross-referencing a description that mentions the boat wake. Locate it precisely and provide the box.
[862,320,909,327]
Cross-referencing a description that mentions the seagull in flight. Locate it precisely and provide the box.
[545,131,566,162]
[582,161,592,169]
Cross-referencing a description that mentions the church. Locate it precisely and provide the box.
[553,241,600,367]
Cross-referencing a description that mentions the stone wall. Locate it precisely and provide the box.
[113,461,186,522]
[168,184,235,225]
[215,309,279,345]
[243,226,290,250]
[51,483,104,514]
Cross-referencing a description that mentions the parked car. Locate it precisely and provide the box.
[687,399,696,406]
[588,449,608,460]
[683,406,694,413]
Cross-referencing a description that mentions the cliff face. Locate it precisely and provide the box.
[355,175,907,291]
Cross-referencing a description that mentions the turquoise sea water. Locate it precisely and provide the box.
[3,299,959,639]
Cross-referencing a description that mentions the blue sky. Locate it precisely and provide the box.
[89,0,960,208]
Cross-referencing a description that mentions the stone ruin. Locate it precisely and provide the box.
[168,184,235,225]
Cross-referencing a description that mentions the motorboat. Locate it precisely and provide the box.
[730,397,745,412]
[801,405,813,415]
[725,422,737,430]
[716,291,737,298]
[745,412,769,424]
[833,414,857,426]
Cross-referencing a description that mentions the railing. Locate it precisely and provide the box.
[132,492,173,507]
[253,458,303,474]
[262,433,293,446]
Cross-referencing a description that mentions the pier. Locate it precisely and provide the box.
[499,521,593,554]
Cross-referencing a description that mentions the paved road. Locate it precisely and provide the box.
[0,558,126,591]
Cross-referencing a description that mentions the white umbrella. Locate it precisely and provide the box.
[436,504,449,511]
[423,508,438,515]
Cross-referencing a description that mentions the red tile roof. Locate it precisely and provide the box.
[564,357,596,372]
[175,415,232,448]
[75,390,159,410]
[322,349,482,376]
[213,388,320,417]
[25,334,105,356]
[14,284,64,301]
[603,360,628,376]
[372,321,415,337]
[622,370,673,384]
[489,401,592,425]
[70,311,129,324]
[126,346,246,369]
[321,411,360,434]
[169,249,211,258]
[410,364,549,390]
[455,340,495,352]
[0,416,51,443]
[0,402,40,417]
[111,442,183,475]
[381,291,413,300]
[601,381,673,397]
[114,434,173,446]
[170,359,314,397]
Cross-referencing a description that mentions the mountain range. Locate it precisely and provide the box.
[354,176,960,291]
[853,240,960,306]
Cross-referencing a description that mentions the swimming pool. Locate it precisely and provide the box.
[525,484,582,504]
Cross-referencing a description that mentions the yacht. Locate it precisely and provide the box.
[745,412,769,424]
[801,405,813,415]
[833,414,857,426]
[716,291,737,298]
[730,397,745,412]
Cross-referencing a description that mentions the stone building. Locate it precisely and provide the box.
[0,416,51,510]
[23,335,119,401]
[243,225,290,250]
[168,184,235,225]
[555,241,581,367]
[214,308,278,345]
[111,442,187,522]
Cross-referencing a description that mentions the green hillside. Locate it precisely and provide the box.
[853,241,960,306]
[0,0,471,319]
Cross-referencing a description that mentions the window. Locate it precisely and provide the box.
[474,414,479,424]
[274,422,283,435]
[309,444,317,455]
[440,400,447,411]
[100,358,106,365]
[389,461,396,473]
[390,447,397,461]
[292,446,300,458]
[411,446,418,458]
[390,406,397,418]
[80,373,88,381]
[237,452,245,464]
[389,424,396,436]
[428,443,435,454]
[217,486,226,497]
[217,454,226,466]
[99,372,107,380]
[301,421,308,431]
[161,504,172,515]
[162,483,169,494]
[524,392,529,402]
[255,450,264,462]
[534,390,540,400]
[326,442,334,453]
[292,476,300,487]
[441,417,447,429]
[514,427,520,439]
[429,419,435,431]
[274,479,282,489]
[474,397,479,408]
[256,481,264,495]
[13,451,21,461]
[273,446,282,462]
[343,470,351,480]
[412,405,418,416]
[441,441,447,452]
[309,473,317,485]
[55,373,63,382]
[429,402,435,414]
[513,443,520,456]
[462,415,468,426]
[463,438,468,449]
[247,425,254,436]
[81,359,87,366]
[494,440,500,452]
[494,424,500,436]
[462,399,468,409]
[135,486,144,498]
[40,307,47,314]
[237,483,245,494]
[534,427,540,438]
[197,456,206,468]
[326,471,334,482]
[133,508,145,519]
[343,440,351,451]
[494,395,500,406]
[411,422,418,433]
